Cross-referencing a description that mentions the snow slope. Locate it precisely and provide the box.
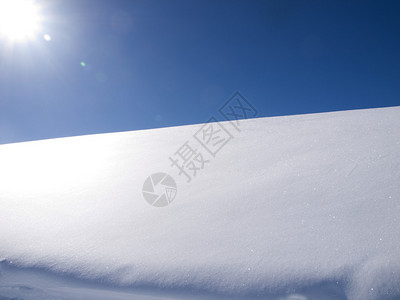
[0,107,399,300]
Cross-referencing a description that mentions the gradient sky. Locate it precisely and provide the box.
[0,0,399,145]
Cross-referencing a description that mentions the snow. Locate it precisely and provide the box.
[0,106,400,300]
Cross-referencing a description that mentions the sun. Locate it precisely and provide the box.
[0,0,42,41]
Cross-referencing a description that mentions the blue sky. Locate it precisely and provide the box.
[0,0,399,144]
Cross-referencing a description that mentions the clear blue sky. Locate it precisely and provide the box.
[0,0,399,144]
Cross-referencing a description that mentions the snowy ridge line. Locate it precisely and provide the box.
[0,260,349,299]
[0,105,397,148]
[1,106,400,300]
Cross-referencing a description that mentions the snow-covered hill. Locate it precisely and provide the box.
[0,107,399,300]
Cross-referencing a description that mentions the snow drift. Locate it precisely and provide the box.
[0,107,399,300]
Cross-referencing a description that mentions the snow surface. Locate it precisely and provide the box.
[0,107,400,300]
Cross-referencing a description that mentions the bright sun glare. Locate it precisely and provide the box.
[0,0,41,41]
